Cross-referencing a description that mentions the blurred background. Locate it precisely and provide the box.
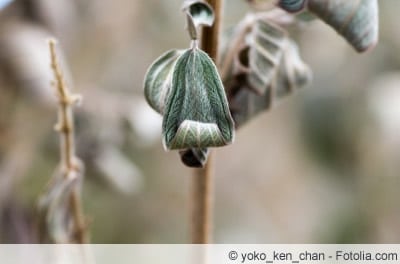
[0,0,399,243]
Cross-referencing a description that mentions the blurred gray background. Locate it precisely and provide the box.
[0,0,399,243]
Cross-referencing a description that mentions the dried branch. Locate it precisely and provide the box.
[42,39,88,243]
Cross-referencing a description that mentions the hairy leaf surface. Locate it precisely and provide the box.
[162,48,234,150]
[144,50,184,114]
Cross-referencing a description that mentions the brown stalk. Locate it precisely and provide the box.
[191,0,223,244]
[49,39,88,243]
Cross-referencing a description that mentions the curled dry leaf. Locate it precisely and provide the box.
[247,19,287,95]
[220,17,311,127]
[230,40,312,127]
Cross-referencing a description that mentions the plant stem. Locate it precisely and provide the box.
[191,152,214,243]
[191,0,223,244]
[49,39,88,243]
[201,0,223,60]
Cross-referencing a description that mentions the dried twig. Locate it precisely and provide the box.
[48,39,88,243]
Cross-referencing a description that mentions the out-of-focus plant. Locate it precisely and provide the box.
[37,40,88,243]
[0,0,145,242]
[143,0,379,242]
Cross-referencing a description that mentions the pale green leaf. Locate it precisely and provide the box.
[162,48,234,150]
[168,120,225,149]
[144,49,184,114]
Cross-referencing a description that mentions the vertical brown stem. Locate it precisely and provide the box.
[191,153,214,243]
[201,0,223,60]
[49,40,88,243]
[191,0,223,244]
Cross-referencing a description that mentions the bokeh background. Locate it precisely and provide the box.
[0,0,399,243]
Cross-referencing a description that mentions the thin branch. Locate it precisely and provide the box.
[49,39,88,243]
[201,0,223,61]
[190,0,223,244]
[191,153,214,244]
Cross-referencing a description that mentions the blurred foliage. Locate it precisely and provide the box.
[0,0,400,243]
[300,92,366,176]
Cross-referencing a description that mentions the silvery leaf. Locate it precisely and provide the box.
[182,0,215,40]
[308,0,379,52]
[247,19,287,94]
[162,48,234,150]
[144,49,184,114]
[230,40,311,127]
